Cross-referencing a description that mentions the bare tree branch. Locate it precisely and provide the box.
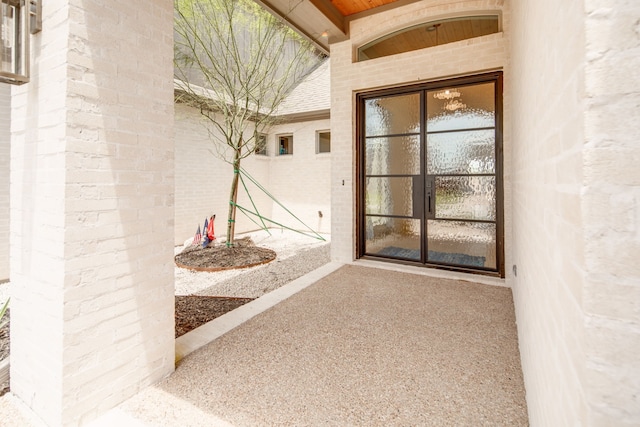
[174,0,323,246]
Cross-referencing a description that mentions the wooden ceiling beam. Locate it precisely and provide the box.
[253,0,422,53]
[253,0,348,54]
[307,0,347,34]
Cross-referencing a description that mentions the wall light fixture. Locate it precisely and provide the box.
[0,0,41,85]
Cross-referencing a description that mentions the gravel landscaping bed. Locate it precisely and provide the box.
[173,239,331,336]
[175,230,330,297]
[0,230,331,396]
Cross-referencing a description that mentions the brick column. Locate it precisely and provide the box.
[9,1,175,425]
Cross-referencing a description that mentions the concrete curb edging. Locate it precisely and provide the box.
[175,261,344,362]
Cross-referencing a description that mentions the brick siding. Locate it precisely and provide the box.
[9,0,175,424]
[0,86,9,282]
[174,105,330,245]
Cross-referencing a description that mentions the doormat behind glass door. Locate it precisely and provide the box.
[377,246,486,267]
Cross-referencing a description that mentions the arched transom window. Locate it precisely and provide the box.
[357,15,500,61]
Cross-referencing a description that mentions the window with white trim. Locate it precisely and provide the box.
[278,134,293,155]
[317,131,331,154]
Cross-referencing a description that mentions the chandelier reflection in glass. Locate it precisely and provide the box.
[434,88,467,112]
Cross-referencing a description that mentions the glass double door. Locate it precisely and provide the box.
[359,73,503,275]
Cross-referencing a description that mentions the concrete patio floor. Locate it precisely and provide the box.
[2,263,528,426]
[98,263,527,426]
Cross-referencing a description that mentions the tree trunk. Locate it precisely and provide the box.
[226,151,241,247]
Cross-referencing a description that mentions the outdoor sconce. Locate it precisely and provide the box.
[0,0,41,85]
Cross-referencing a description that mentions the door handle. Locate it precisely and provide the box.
[425,177,435,218]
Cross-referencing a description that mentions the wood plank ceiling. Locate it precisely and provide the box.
[255,0,410,53]
[328,0,403,16]
[359,17,499,60]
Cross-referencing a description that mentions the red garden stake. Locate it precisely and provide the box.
[207,214,216,242]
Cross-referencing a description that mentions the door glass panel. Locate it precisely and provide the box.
[426,82,495,132]
[366,136,421,175]
[435,176,496,221]
[365,217,421,260]
[365,93,420,136]
[427,220,496,269]
[426,129,495,174]
[359,74,502,275]
[365,177,413,216]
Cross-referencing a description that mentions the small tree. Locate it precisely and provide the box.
[174,0,322,247]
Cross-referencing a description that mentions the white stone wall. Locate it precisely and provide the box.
[175,104,331,245]
[10,0,175,425]
[330,0,510,265]
[582,1,640,424]
[511,0,640,425]
[0,85,9,282]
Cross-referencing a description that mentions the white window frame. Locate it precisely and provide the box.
[277,134,293,156]
[316,130,331,154]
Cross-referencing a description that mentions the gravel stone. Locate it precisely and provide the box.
[175,230,331,298]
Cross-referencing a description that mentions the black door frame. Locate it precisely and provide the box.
[356,71,504,278]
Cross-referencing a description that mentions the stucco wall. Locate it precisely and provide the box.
[0,85,9,282]
[330,0,510,269]
[175,103,331,245]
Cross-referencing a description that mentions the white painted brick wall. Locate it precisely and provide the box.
[10,1,70,422]
[330,0,510,265]
[175,104,331,245]
[174,104,273,245]
[174,103,241,245]
[10,0,175,425]
[510,0,589,424]
[0,85,9,282]
[511,0,640,425]
[267,120,331,236]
